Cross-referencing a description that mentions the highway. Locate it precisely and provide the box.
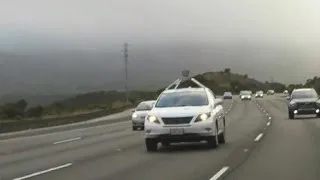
[1,95,320,180]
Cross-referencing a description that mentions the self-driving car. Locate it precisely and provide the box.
[144,78,226,152]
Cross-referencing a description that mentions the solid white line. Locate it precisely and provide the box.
[267,122,271,126]
[1,121,130,142]
[254,133,264,142]
[13,163,72,180]
[53,137,81,145]
[209,166,229,180]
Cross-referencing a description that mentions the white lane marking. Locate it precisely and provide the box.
[267,122,271,126]
[254,133,264,142]
[53,137,81,145]
[209,166,229,180]
[13,163,72,180]
[268,117,272,120]
[244,149,249,152]
[266,113,269,116]
[2,121,131,141]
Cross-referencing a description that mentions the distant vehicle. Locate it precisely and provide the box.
[144,78,226,152]
[223,92,233,99]
[287,88,320,119]
[267,90,275,95]
[240,90,252,100]
[255,91,264,98]
[283,90,289,94]
[132,100,156,131]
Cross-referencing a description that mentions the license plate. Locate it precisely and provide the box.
[170,128,184,135]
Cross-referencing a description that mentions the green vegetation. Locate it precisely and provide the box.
[1,69,319,122]
[288,76,320,94]
[0,90,157,121]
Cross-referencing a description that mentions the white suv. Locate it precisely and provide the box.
[144,78,226,152]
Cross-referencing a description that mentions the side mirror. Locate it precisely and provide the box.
[286,96,291,100]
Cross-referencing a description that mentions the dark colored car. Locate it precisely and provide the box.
[223,92,233,99]
[287,88,320,119]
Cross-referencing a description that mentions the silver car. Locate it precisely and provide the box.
[132,100,156,131]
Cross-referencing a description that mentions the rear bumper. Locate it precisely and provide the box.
[224,97,232,99]
[241,98,251,100]
[132,120,145,127]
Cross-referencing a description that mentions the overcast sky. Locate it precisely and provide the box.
[1,0,320,96]
[1,0,320,46]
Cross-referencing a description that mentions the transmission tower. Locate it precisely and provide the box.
[123,43,129,103]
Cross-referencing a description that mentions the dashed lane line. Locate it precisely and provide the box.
[13,163,72,180]
[209,166,229,180]
[254,133,264,142]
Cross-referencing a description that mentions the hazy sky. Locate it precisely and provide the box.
[1,0,320,46]
[1,0,320,96]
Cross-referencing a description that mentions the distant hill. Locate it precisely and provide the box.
[179,70,286,94]
[0,93,73,106]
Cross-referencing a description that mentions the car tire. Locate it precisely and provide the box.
[288,111,294,119]
[207,136,218,149]
[146,138,158,152]
[317,113,320,118]
[141,126,145,131]
[218,131,226,144]
[218,118,226,144]
[132,126,137,131]
[161,141,170,147]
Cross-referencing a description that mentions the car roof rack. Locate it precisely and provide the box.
[165,77,207,90]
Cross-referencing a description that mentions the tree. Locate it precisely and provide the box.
[224,68,231,74]
[244,74,248,79]
[15,99,28,112]
[26,105,43,118]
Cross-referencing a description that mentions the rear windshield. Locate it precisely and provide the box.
[291,90,318,99]
[155,91,209,108]
[136,102,154,111]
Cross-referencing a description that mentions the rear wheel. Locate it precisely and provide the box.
[146,139,158,152]
[288,111,294,119]
[132,126,137,131]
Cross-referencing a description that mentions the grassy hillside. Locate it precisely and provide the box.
[0,69,302,121]
[180,70,285,94]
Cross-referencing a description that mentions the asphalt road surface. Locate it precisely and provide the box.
[1,95,319,180]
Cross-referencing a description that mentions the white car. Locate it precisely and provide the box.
[255,91,264,98]
[240,90,252,100]
[132,100,156,131]
[144,78,226,152]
